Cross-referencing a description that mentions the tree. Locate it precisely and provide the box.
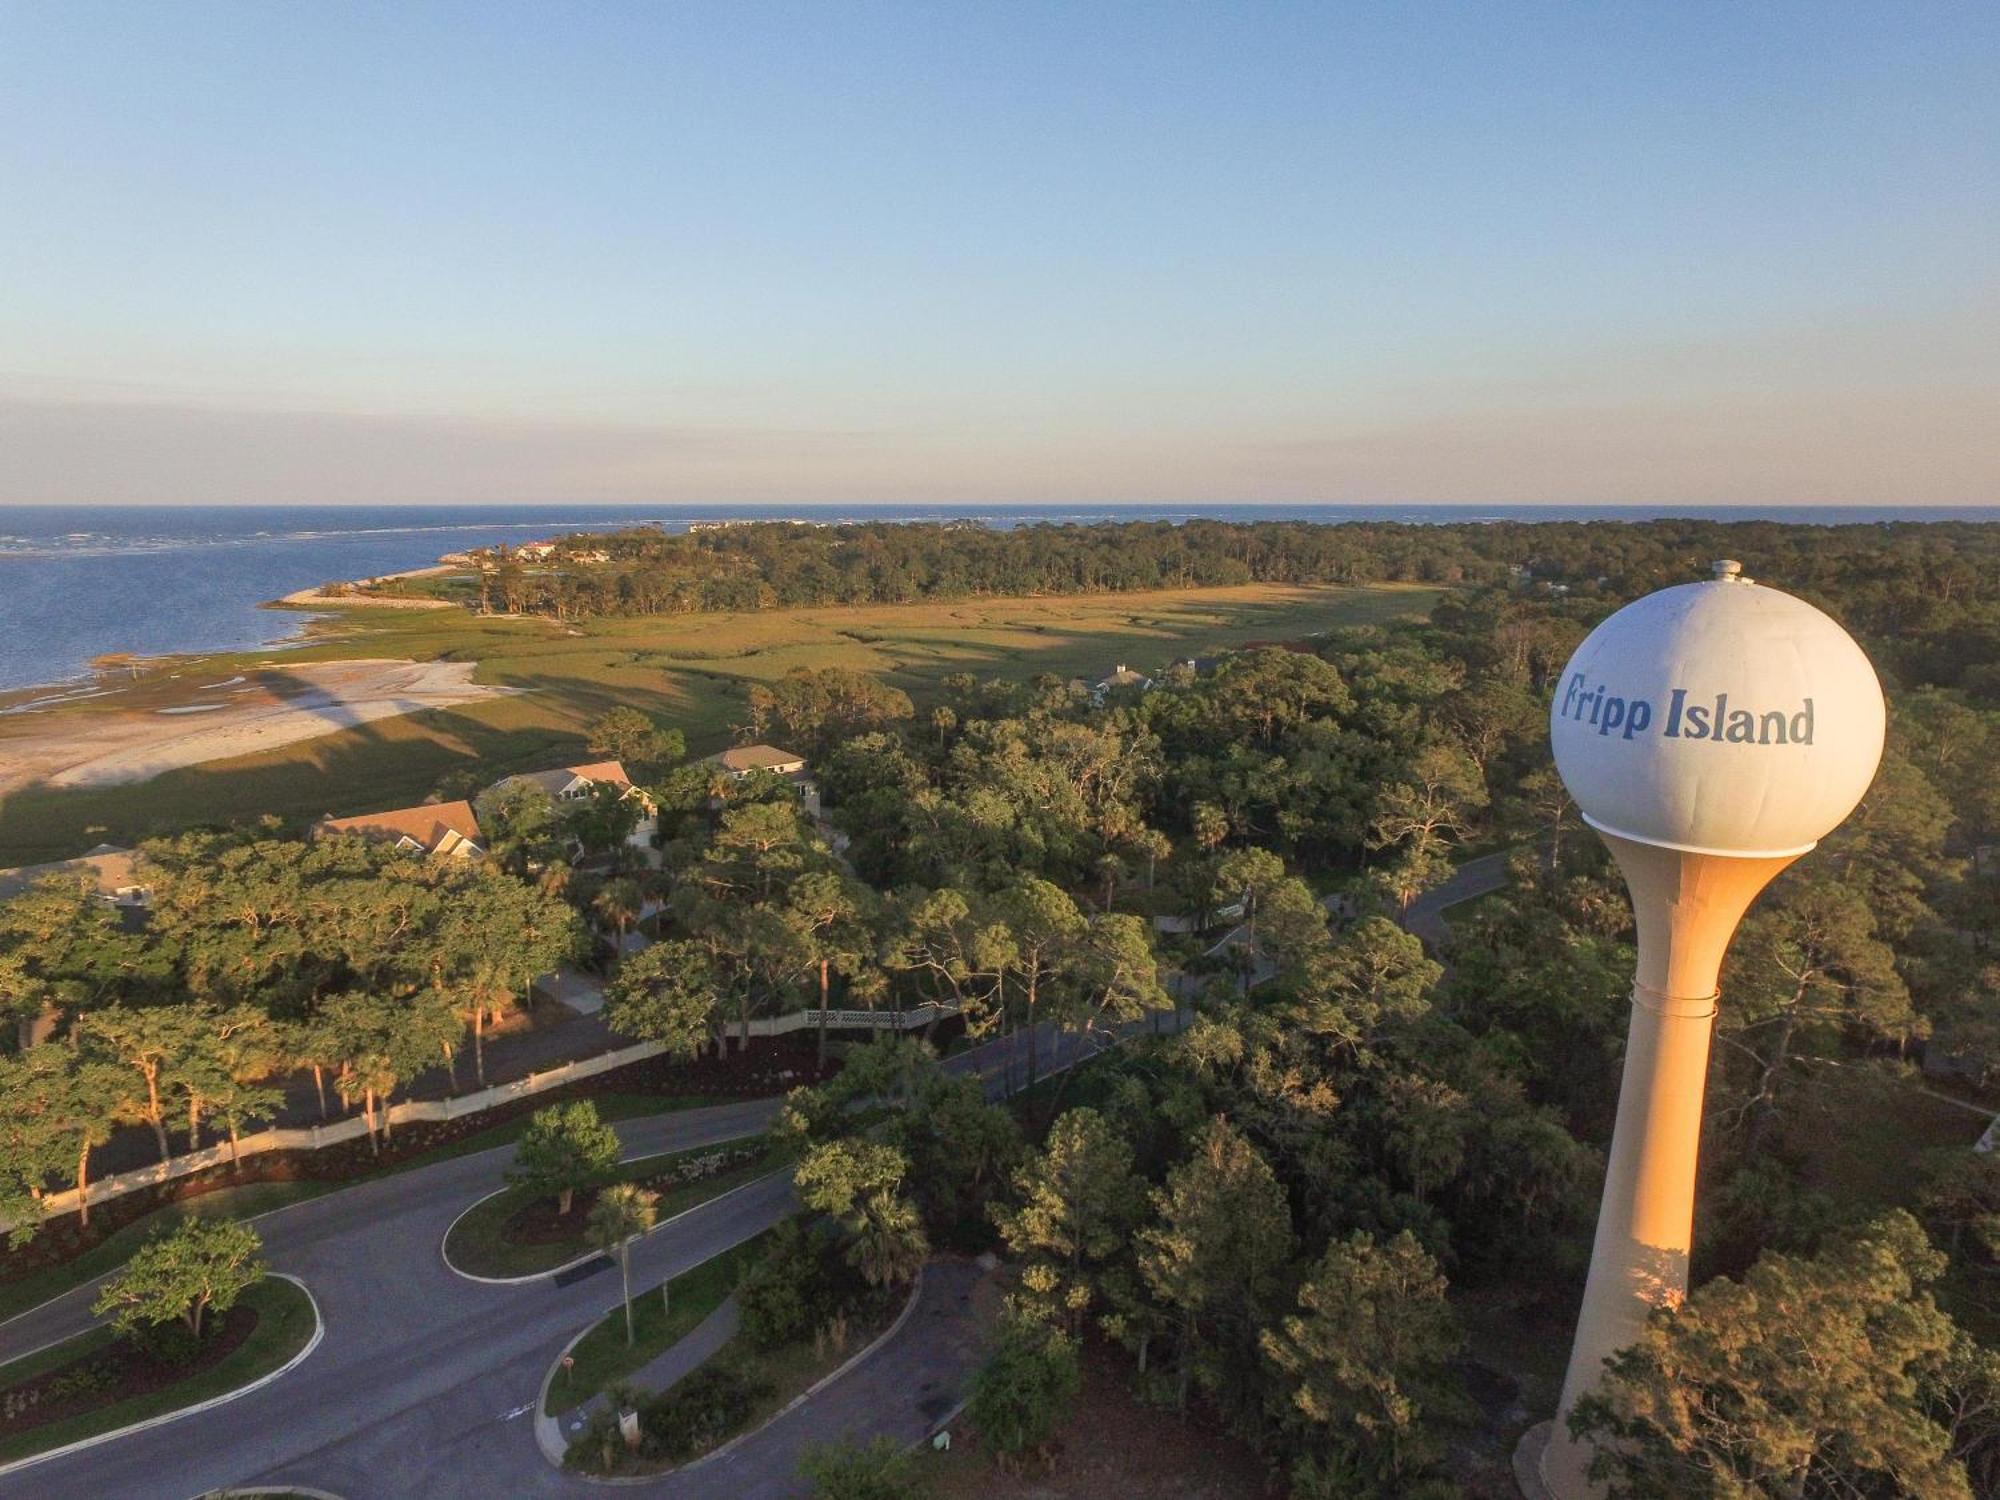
[1571,1211,1982,1500]
[569,784,645,861]
[427,861,583,1086]
[509,1100,622,1215]
[994,1107,1142,1335]
[604,940,720,1057]
[1137,1116,1295,1414]
[592,876,643,944]
[174,1004,283,1162]
[94,1216,264,1342]
[845,1188,929,1289]
[783,870,876,1066]
[966,1316,1082,1469]
[795,1140,928,1288]
[323,988,460,1152]
[1215,847,1288,944]
[799,1436,928,1500]
[746,667,914,753]
[1365,744,1487,918]
[587,707,685,777]
[474,780,565,875]
[1721,875,1920,1158]
[1261,1231,1464,1495]
[995,878,1086,1088]
[588,1183,660,1347]
[77,1004,211,1163]
[0,1043,130,1239]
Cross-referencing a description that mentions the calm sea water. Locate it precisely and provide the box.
[0,502,1993,695]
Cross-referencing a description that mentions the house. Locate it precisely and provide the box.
[313,800,485,859]
[487,759,640,805]
[1091,663,1153,705]
[702,744,817,812]
[0,843,150,909]
[483,759,658,861]
[707,744,808,778]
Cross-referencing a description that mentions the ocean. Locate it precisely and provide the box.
[0,502,1993,696]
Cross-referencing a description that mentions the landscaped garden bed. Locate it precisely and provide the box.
[563,1216,911,1477]
[546,1231,771,1416]
[0,1274,315,1463]
[561,1286,904,1477]
[445,1137,791,1279]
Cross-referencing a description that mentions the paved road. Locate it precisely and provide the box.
[1403,850,1513,948]
[0,1024,1119,1500]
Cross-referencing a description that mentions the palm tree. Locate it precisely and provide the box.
[593,877,642,947]
[588,1183,660,1346]
[336,1053,399,1155]
[846,1192,928,1289]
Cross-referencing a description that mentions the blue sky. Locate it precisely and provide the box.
[1,2,1994,505]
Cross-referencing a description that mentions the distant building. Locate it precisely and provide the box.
[314,800,485,860]
[1091,663,1153,705]
[483,760,658,860]
[706,744,808,778]
[0,843,150,908]
[486,759,640,805]
[702,744,816,811]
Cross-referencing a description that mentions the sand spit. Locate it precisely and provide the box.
[275,564,459,610]
[0,659,513,793]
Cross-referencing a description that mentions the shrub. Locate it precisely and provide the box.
[800,1435,930,1499]
[966,1318,1080,1467]
[563,1364,774,1473]
[736,1219,867,1351]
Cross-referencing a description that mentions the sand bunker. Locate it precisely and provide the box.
[0,659,514,793]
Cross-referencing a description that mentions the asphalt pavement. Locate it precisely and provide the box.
[0,1028,1114,1500]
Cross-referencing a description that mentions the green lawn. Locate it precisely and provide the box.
[444,1138,790,1279]
[0,1091,726,1324]
[0,1275,316,1464]
[0,582,1441,863]
[545,1231,769,1415]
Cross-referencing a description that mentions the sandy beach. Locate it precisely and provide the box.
[274,563,460,610]
[0,658,513,793]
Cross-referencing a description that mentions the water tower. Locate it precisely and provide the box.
[1537,561,1885,1498]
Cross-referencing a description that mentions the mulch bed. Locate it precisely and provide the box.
[1,1033,836,1285]
[0,1303,258,1441]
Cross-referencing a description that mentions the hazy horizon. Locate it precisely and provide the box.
[4,5,1996,508]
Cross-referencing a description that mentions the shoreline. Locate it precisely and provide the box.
[0,561,470,711]
[271,562,462,612]
[0,657,517,797]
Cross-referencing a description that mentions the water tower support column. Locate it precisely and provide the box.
[1538,833,1796,1499]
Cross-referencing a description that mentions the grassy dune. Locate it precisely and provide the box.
[0,582,1440,862]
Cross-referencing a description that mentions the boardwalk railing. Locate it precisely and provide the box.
[7,1003,960,1231]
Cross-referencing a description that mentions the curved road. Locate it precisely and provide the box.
[0,1026,1110,1500]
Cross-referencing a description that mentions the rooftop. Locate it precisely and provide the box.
[707,744,808,773]
[315,800,484,855]
[0,844,145,903]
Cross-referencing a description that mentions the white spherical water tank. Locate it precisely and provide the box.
[1550,561,1886,858]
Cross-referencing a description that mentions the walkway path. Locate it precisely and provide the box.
[547,1297,742,1448]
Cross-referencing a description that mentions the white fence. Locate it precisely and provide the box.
[10,1004,960,1231]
